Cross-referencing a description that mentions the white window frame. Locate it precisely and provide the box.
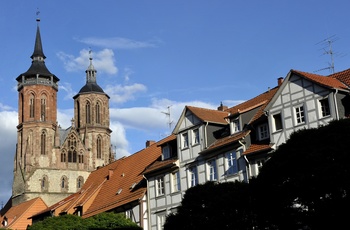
[272,112,283,131]
[157,213,166,230]
[192,128,200,145]
[208,159,218,181]
[189,166,198,188]
[172,171,181,193]
[258,123,269,140]
[182,132,189,149]
[226,152,238,175]
[294,105,305,124]
[319,97,331,118]
[156,176,165,196]
[231,118,240,134]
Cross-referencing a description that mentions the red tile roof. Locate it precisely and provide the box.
[1,197,47,230]
[329,68,350,87]
[143,158,178,175]
[35,135,175,219]
[243,143,273,155]
[186,106,229,125]
[292,70,348,90]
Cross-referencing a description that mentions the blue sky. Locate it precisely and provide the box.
[1,0,350,205]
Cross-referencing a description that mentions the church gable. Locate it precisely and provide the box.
[60,129,87,166]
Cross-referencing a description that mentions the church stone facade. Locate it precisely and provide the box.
[12,19,113,207]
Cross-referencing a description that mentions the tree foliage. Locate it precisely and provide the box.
[164,181,256,230]
[164,119,350,229]
[27,212,141,230]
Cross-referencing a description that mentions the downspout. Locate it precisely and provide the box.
[238,139,249,183]
[143,175,151,230]
[333,89,339,120]
[204,122,209,149]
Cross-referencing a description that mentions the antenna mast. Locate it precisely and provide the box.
[314,35,337,74]
[161,106,173,133]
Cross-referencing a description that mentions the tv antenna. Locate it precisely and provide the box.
[314,35,337,74]
[161,105,173,132]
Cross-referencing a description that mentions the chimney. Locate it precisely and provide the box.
[278,77,284,86]
[107,169,113,180]
[146,140,155,148]
[217,102,228,111]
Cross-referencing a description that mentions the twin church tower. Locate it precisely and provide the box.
[12,18,114,206]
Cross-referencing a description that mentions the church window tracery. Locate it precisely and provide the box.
[29,93,35,118]
[41,130,46,155]
[96,101,101,124]
[41,95,46,121]
[97,136,102,159]
[67,135,77,163]
[86,101,91,124]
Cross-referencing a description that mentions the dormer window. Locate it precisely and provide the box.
[258,123,269,140]
[162,145,170,160]
[230,118,240,134]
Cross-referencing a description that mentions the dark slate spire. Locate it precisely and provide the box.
[31,18,46,59]
[16,18,59,90]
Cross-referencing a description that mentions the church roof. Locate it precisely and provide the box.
[17,18,59,82]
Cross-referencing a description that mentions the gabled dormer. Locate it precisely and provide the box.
[173,106,229,163]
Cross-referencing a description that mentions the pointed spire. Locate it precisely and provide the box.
[85,49,97,83]
[31,18,46,60]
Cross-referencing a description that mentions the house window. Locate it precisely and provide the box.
[156,176,165,196]
[157,213,166,230]
[258,123,269,140]
[231,118,240,134]
[189,166,198,187]
[257,159,265,172]
[319,98,330,117]
[29,94,35,118]
[172,171,181,193]
[208,159,217,181]
[193,128,200,145]
[162,145,170,160]
[41,131,46,155]
[226,152,238,175]
[295,105,305,124]
[273,113,283,131]
[97,136,102,159]
[182,132,189,148]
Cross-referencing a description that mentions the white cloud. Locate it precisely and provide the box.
[105,83,147,104]
[0,110,18,204]
[57,48,118,75]
[59,82,77,101]
[76,37,159,49]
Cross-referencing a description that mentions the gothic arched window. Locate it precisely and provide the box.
[61,150,66,162]
[29,93,35,118]
[86,101,91,124]
[97,136,102,159]
[77,176,84,190]
[41,95,46,121]
[61,176,68,192]
[41,175,48,191]
[78,151,84,163]
[41,130,46,155]
[96,101,101,124]
[68,135,77,163]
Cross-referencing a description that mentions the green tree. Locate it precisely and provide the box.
[164,181,256,230]
[27,212,141,230]
[254,119,350,229]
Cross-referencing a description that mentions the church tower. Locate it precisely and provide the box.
[11,18,96,206]
[73,51,113,168]
[12,18,60,205]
